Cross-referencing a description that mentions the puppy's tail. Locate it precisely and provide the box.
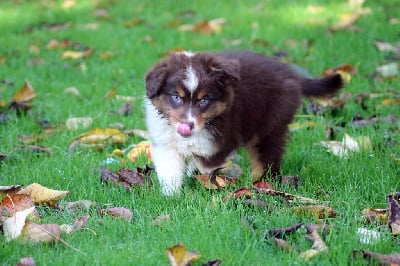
[301,73,344,97]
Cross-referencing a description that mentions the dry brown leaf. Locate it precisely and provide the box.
[22,222,61,243]
[3,206,35,241]
[273,238,293,252]
[166,243,201,266]
[329,8,370,32]
[16,257,36,266]
[352,250,400,265]
[267,222,304,238]
[104,87,117,100]
[361,208,388,224]
[257,188,320,205]
[292,205,338,219]
[98,207,133,221]
[117,168,153,187]
[0,194,35,217]
[151,214,170,226]
[12,80,37,103]
[299,224,329,261]
[388,193,400,235]
[58,200,96,213]
[20,183,69,205]
[194,173,236,190]
[0,185,23,198]
[179,18,225,35]
[60,215,90,234]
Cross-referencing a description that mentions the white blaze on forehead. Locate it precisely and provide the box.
[183,65,199,93]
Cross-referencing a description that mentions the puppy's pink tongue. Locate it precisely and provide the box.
[177,123,192,137]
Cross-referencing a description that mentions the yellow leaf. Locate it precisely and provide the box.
[21,183,69,204]
[74,128,128,144]
[166,243,201,266]
[12,80,37,102]
[62,49,93,59]
[289,121,316,131]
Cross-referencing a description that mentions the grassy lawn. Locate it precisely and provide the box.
[1,0,399,265]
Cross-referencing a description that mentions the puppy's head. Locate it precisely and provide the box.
[145,52,240,138]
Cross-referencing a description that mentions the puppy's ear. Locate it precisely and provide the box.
[210,58,240,84]
[145,62,168,99]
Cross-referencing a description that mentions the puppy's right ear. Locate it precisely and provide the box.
[145,62,168,99]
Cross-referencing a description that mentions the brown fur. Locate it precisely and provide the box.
[145,51,344,181]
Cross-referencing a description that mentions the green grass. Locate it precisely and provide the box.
[1,0,399,265]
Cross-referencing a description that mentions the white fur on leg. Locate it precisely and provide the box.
[151,144,185,195]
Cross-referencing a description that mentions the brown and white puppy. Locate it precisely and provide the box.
[145,51,344,195]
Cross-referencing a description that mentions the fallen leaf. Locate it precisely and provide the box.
[329,8,370,32]
[104,87,117,100]
[12,80,37,103]
[70,128,128,151]
[179,18,225,35]
[273,238,293,252]
[3,206,35,241]
[320,133,371,158]
[352,250,400,265]
[289,121,316,131]
[222,187,252,201]
[124,129,150,139]
[377,63,398,78]
[267,221,304,238]
[20,183,69,205]
[126,141,152,163]
[62,49,93,59]
[373,40,400,53]
[16,257,36,266]
[65,117,93,130]
[58,200,96,213]
[253,181,274,192]
[151,214,170,226]
[46,38,72,49]
[299,224,329,261]
[117,168,153,187]
[100,168,131,190]
[0,185,23,198]
[357,227,382,244]
[166,243,201,266]
[98,207,133,221]
[361,208,388,224]
[0,194,35,216]
[124,18,144,28]
[256,188,320,205]
[194,168,236,190]
[22,222,61,243]
[388,192,400,235]
[64,86,81,96]
[60,215,90,234]
[292,205,337,219]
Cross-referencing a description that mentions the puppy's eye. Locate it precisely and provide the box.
[198,97,209,107]
[171,94,183,104]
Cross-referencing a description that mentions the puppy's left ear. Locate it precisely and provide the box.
[145,62,168,99]
[210,58,240,84]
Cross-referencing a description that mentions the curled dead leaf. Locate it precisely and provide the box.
[70,128,128,151]
[16,257,36,266]
[292,205,337,219]
[166,243,201,266]
[194,172,236,190]
[361,208,388,224]
[22,222,61,243]
[12,80,37,103]
[299,224,329,261]
[352,250,400,265]
[388,192,400,235]
[98,207,133,221]
[117,168,153,187]
[3,206,35,241]
[267,222,304,238]
[60,215,90,234]
[20,183,69,205]
[0,194,35,217]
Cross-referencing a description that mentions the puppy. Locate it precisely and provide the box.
[145,51,344,195]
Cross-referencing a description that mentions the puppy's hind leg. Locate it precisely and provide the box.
[152,144,185,195]
[246,135,285,181]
